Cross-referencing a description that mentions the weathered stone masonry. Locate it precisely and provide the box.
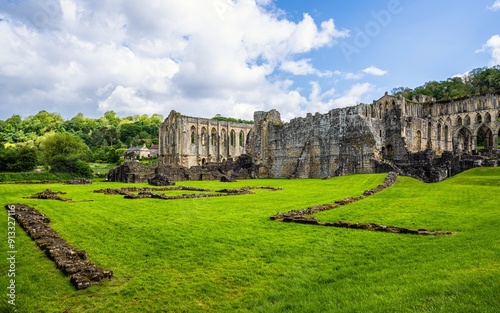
[248,93,500,180]
[159,111,253,168]
[125,93,500,183]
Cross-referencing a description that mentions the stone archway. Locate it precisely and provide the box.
[484,112,491,123]
[455,127,472,153]
[476,125,494,150]
[498,127,500,149]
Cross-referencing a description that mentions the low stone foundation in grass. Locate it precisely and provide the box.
[5,203,113,290]
[23,189,72,202]
[65,178,93,185]
[271,172,455,236]
[94,186,284,200]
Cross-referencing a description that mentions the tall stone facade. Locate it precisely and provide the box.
[159,110,253,168]
[158,93,500,180]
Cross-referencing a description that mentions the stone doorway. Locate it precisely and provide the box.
[476,126,493,150]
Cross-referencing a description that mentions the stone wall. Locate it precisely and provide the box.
[109,93,500,183]
[159,110,253,168]
[252,106,378,178]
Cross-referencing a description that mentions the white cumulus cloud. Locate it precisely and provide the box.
[478,35,500,66]
[489,0,500,10]
[362,66,388,76]
[0,0,355,120]
[280,59,332,77]
[329,83,375,108]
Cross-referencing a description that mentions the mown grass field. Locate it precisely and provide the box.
[0,169,499,312]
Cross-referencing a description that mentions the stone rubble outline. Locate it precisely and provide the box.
[270,172,455,236]
[94,185,283,200]
[65,178,93,185]
[23,189,73,202]
[5,203,113,290]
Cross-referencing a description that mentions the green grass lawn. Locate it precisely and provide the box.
[89,163,117,178]
[0,170,499,312]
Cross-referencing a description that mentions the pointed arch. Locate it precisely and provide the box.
[476,125,493,150]
[211,128,217,146]
[221,129,227,147]
[484,112,491,123]
[239,130,244,147]
[201,127,207,145]
[456,127,472,153]
[190,126,196,144]
[475,113,482,125]
[464,115,471,126]
[230,129,236,147]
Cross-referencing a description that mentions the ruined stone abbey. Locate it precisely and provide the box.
[145,93,500,183]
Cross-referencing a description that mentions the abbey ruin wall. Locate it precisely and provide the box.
[159,111,253,168]
[156,93,500,181]
[252,107,379,178]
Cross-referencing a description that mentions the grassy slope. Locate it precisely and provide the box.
[0,170,499,312]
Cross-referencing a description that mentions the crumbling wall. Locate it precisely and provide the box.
[252,107,378,178]
[108,155,259,183]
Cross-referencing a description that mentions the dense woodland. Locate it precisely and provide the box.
[0,111,164,176]
[1,66,499,177]
[392,66,500,101]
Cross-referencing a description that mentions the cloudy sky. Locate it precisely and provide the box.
[1,0,499,121]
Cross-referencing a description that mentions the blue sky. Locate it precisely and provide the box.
[277,0,499,94]
[0,0,499,121]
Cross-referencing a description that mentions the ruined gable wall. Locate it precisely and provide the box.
[159,111,253,168]
[253,106,379,178]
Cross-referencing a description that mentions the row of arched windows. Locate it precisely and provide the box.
[456,112,499,126]
[429,97,498,116]
[190,126,245,147]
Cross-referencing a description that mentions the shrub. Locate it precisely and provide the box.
[50,155,93,177]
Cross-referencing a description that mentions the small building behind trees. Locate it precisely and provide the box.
[123,144,152,160]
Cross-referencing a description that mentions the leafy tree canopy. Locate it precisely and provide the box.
[41,132,89,164]
[392,66,500,101]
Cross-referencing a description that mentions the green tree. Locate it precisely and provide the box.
[42,132,90,164]
[24,110,65,136]
[119,123,142,146]
[0,145,37,172]
[3,115,24,143]
[10,146,38,172]
[50,155,92,177]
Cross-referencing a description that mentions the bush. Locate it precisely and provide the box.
[0,145,38,172]
[50,155,93,177]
